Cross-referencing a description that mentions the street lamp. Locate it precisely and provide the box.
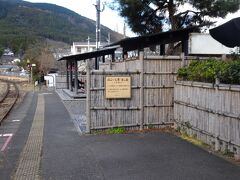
[31,64,36,83]
[26,59,31,83]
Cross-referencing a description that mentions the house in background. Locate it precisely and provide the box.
[0,48,15,64]
[71,42,108,55]
[188,33,239,55]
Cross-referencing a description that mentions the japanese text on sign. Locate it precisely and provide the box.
[105,76,131,99]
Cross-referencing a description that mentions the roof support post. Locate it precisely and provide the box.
[66,61,69,89]
[160,44,165,55]
[111,53,115,62]
[74,60,78,95]
[138,49,143,58]
[122,49,126,59]
[182,39,188,56]
[102,55,105,63]
[69,61,73,92]
[95,57,99,70]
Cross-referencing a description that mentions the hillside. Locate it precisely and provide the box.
[0,0,123,55]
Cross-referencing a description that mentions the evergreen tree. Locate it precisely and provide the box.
[111,0,239,35]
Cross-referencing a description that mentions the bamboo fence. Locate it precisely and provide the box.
[56,75,87,89]
[174,81,240,159]
[56,75,67,89]
[87,53,186,132]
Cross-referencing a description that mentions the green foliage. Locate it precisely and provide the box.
[0,0,122,55]
[223,149,234,157]
[17,54,41,83]
[221,60,240,84]
[110,0,163,34]
[106,127,126,134]
[147,124,154,129]
[181,133,206,147]
[110,0,239,34]
[0,46,4,57]
[177,59,240,85]
[177,66,189,80]
[5,36,38,55]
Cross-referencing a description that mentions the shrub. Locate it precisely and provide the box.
[106,127,126,134]
[177,59,240,84]
[221,60,240,84]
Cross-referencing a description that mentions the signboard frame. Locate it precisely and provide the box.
[105,76,132,99]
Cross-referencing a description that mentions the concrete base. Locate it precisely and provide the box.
[215,137,220,151]
[63,89,86,99]
[234,147,240,160]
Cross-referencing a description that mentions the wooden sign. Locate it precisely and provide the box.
[105,76,131,99]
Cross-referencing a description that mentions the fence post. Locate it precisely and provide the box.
[181,52,185,67]
[214,83,220,151]
[74,60,78,95]
[140,51,144,130]
[109,59,112,70]
[66,61,69,89]
[86,61,91,133]
[234,147,240,160]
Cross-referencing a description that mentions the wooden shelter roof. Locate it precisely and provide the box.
[58,26,200,62]
[106,26,200,51]
[58,46,119,61]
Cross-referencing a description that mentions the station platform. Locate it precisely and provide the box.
[62,89,86,99]
[0,90,240,180]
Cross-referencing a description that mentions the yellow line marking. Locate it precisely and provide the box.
[13,94,44,180]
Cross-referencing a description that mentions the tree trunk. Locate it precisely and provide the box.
[168,0,177,31]
[167,0,178,55]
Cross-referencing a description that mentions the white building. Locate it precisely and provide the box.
[52,48,72,60]
[188,33,239,55]
[70,42,111,72]
[44,73,57,87]
[71,42,108,55]
[3,48,14,56]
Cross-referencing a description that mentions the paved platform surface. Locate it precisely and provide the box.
[56,89,86,134]
[0,91,240,180]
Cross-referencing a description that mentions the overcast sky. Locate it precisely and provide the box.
[24,0,133,36]
[25,0,240,36]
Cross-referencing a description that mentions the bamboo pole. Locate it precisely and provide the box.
[74,60,78,95]
[69,61,73,92]
[181,52,185,67]
[86,61,91,133]
[140,51,144,130]
[66,61,69,89]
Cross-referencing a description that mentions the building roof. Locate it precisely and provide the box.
[59,26,200,62]
[107,26,200,51]
[58,46,119,61]
[72,42,108,46]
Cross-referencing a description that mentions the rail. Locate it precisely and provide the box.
[0,79,19,125]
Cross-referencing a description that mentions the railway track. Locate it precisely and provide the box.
[0,79,19,125]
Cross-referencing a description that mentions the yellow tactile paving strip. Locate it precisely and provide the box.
[13,94,44,180]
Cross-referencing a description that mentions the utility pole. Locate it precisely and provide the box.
[94,0,104,69]
[96,0,100,50]
[107,33,111,45]
[87,36,90,52]
[123,23,126,38]
[95,0,104,50]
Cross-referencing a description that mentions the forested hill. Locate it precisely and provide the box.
[0,0,123,55]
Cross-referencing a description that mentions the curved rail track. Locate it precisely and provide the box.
[0,79,19,125]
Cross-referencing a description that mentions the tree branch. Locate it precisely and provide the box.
[175,10,201,17]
